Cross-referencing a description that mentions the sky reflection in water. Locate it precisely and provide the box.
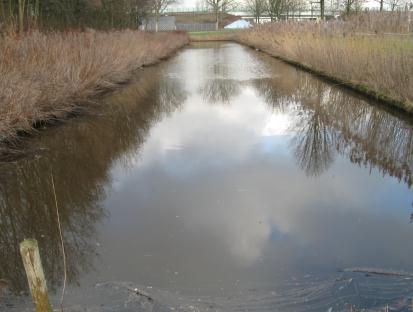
[96,43,413,291]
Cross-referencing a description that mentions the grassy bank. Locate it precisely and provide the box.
[237,12,413,112]
[189,30,238,42]
[0,30,188,142]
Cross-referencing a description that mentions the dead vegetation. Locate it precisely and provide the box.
[0,30,188,142]
[237,12,413,111]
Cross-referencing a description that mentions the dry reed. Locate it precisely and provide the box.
[0,30,188,141]
[238,12,413,110]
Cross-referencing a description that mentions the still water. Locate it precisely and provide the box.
[1,42,413,311]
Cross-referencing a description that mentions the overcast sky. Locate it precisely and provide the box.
[171,0,208,8]
[180,0,198,6]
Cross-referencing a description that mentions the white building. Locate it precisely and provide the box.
[224,19,252,29]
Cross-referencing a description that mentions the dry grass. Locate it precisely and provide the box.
[0,30,188,141]
[189,30,238,41]
[238,12,413,110]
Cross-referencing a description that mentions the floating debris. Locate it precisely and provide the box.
[127,287,154,302]
[341,267,413,278]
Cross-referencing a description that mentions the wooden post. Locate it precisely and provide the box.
[20,239,52,312]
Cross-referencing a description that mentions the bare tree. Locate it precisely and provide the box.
[285,0,306,17]
[204,0,238,30]
[385,0,407,10]
[246,0,267,22]
[266,0,306,19]
[266,0,283,20]
[375,0,409,10]
[195,0,207,10]
[149,0,176,32]
[0,0,154,30]
[341,0,365,14]
[320,0,325,19]
[127,0,151,26]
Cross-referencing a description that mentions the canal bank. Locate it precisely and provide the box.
[0,30,188,145]
[187,33,413,114]
[189,14,412,114]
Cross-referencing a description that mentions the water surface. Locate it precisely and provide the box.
[1,42,413,311]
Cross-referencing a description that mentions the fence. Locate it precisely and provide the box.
[176,23,217,32]
[142,16,177,31]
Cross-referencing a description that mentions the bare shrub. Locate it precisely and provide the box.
[0,30,188,141]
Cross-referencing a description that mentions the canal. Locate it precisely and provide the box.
[1,42,413,311]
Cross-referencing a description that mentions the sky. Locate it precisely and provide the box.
[172,0,210,8]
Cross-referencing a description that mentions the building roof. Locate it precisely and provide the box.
[224,19,251,29]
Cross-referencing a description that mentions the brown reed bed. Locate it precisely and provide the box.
[237,12,413,112]
[0,30,188,142]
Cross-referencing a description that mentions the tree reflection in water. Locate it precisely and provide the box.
[0,66,186,293]
[292,109,335,177]
[198,44,243,105]
[253,63,413,183]
[289,80,336,177]
[200,79,240,104]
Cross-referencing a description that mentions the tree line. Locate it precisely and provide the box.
[244,0,412,22]
[0,0,411,32]
[200,0,411,29]
[0,0,177,32]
